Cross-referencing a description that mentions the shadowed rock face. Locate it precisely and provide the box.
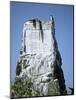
[16,16,67,96]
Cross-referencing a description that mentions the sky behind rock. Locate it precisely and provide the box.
[10,1,74,88]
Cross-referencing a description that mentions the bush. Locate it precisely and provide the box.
[11,78,41,98]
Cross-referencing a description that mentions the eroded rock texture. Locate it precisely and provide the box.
[16,16,66,96]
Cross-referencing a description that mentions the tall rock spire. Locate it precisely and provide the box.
[16,16,67,97]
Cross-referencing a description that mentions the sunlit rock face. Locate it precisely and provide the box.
[16,16,66,96]
[22,18,55,54]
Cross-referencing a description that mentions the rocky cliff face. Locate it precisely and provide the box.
[16,16,66,96]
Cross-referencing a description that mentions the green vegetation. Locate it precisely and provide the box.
[10,78,41,98]
[11,77,69,98]
[11,78,32,98]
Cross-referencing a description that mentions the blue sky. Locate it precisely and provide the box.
[10,2,74,88]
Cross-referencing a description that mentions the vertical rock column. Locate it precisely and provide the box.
[16,16,67,96]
